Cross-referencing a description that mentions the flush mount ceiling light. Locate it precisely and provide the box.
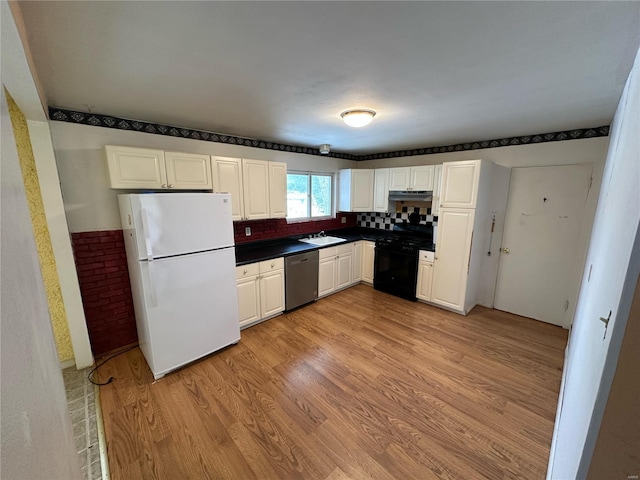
[340,109,376,128]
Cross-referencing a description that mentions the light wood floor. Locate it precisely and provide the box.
[98,284,568,480]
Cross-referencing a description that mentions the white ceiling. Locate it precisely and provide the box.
[18,1,640,155]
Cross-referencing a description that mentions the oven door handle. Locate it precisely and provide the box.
[375,247,418,259]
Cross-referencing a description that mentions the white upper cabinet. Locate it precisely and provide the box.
[106,146,212,190]
[440,159,482,208]
[432,164,443,215]
[268,162,287,218]
[338,169,374,212]
[212,156,245,221]
[164,152,212,189]
[242,159,270,220]
[106,146,167,189]
[213,157,287,221]
[389,167,411,190]
[410,165,435,191]
[388,165,434,191]
[373,168,390,213]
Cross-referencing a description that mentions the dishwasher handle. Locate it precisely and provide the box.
[290,258,309,265]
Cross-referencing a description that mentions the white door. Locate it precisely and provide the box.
[242,159,270,220]
[494,164,592,326]
[410,165,434,190]
[351,170,374,212]
[164,152,212,190]
[373,169,390,212]
[237,276,260,327]
[417,262,433,301]
[361,241,375,284]
[212,157,244,221]
[268,162,287,218]
[318,256,336,296]
[260,270,285,318]
[130,193,234,259]
[431,208,475,312]
[352,241,362,283]
[106,145,166,189]
[389,167,411,190]
[141,249,240,377]
[336,253,353,290]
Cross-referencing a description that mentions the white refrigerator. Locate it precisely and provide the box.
[118,193,240,379]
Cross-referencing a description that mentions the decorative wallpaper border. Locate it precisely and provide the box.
[48,107,609,161]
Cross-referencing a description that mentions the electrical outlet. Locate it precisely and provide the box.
[341,216,346,224]
[245,226,251,236]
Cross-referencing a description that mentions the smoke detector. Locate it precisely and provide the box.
[319,144,331,155]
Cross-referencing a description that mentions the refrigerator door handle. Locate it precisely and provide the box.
[147,260,158,308]
[140,207,154,261]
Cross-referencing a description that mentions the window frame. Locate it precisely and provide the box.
[286,171,335,222]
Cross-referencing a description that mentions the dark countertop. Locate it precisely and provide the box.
[234,227,433,266]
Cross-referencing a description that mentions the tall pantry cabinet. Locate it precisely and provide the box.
[431,159,508,314]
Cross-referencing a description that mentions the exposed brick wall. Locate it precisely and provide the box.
[71,230,137,356]
[233,213,358,244]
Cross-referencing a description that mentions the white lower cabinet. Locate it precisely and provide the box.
[361,241,375,284]
[416,250,435,302]
[352,241,362,283]
[318,243,356,298]
[236,258,284,328]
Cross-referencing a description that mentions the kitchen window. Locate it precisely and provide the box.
[287,172,333,220]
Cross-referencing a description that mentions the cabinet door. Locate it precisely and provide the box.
[212,157,244,221]
[361,241,375,284]
[336,253,353,290]
[389,167,411,190]
[373,169,390,212]
[242,159,270,220]
[164,152,212,190]
[268,162,287,218]
[352,170,375,212]
[318,256,337,297]
[431,208,475,312]
[410,165,434,191]
[441,160,481,208]
[260,269,285,318]
[352,241,362,283]
[416,262,434,301]
[432,164,443,215]
[237,276,260,327]
[105,145,166,189]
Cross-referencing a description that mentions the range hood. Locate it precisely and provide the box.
[388,190,433,202]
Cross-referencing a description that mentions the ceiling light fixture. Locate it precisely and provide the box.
[340,109,376,128]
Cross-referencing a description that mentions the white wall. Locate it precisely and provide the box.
[49,121,357,233]
[1,89,81,480]
[548,46,640,479]
[28,120,94,369]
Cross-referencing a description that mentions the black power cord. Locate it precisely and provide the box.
[87,346,137,386]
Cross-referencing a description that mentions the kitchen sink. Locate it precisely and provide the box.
[299,236,346,246]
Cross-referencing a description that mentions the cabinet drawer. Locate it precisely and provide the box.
[419,250,435,262]
[336,243,353,255]
[259,257,284,273]
[318,246,337,259]
[236,263,259,279]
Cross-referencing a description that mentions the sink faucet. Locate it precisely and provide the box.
[318,231,325,237]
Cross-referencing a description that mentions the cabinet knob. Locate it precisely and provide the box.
[270,263,274,268]
[168,184,174,189]
[161,184,167,188]
[243,269,247,274]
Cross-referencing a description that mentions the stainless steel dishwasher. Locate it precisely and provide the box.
[285,250,319,311]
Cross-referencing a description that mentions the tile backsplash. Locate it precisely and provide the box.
[357,202,439,240]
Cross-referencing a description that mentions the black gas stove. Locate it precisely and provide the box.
[374,223,434,301]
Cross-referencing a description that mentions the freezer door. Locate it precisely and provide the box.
[139,248,240,378]
[124,193,234,260]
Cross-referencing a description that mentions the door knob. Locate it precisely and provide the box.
[501,247,510,254]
